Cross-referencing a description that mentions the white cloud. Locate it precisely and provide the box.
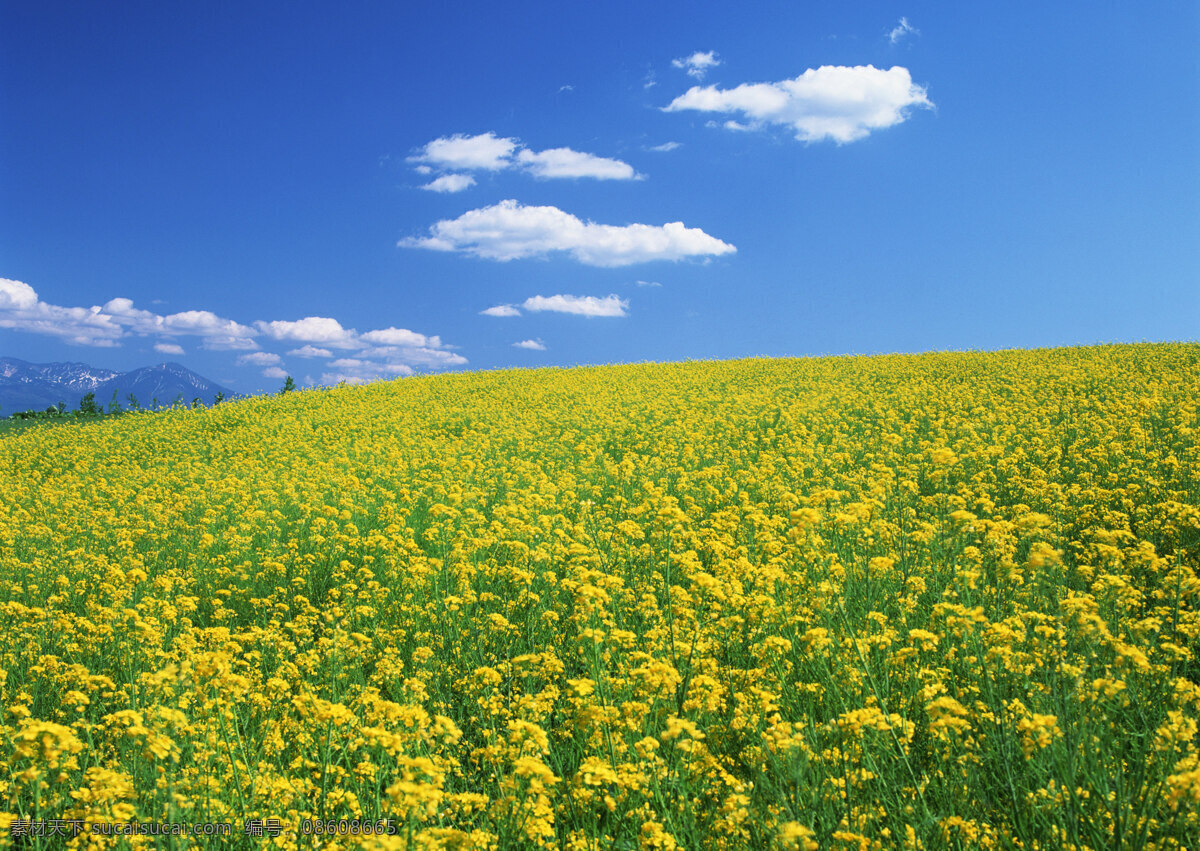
[481,304,522,317]
[410,132,518,171]
[400,347,469,367]
[673,51,721,79]
[513,339,546,350]
[636,280,662,287]
[101,298,260,350]
[259,320,465,377]
[0,282,153,347]
[204,336,260,351]
[522,294,629,317]
[663,64,933,143]
[1,283,254,351]
[516,148,639,180]
[162,309,257,341]
[0,306,119,346]
[1,278,467,378]
[359,327,430,347]
[421,173,477,193]
[401,199,736,266]
[262,366,289,379]
[320,359,416,385]
[238,351,282,366]
[287,345,333,358]
[411,133,638,182]
[889,17,919,44]
[254,316,358,348]
[0,278,38,310]
[648,141,681,152]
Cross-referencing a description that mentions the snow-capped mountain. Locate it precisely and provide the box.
[0,357,233,413]
[0,357,120,391]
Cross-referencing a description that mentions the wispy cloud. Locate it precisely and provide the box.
[480,304,522,317]
[237,351,282,366]
[522,294,628,317]
[421,173,476,193]
[664,64,933,144]
[320,359,414,385]
[672,50,721,80]
[513,339,546,350]
[889,17,919,44]
[636,280,662,287]
[516,148,639,180]
[401,200,735,266]
[287,345,333,358]
[409,132,640,183]
[647,141,681,152]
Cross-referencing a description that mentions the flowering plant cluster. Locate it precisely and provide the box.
[0,343,1197,849]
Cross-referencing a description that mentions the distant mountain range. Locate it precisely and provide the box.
[0,357,233,413]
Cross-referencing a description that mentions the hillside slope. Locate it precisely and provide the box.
[1,343,1198,847]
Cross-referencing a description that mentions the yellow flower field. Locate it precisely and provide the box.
[1,342,1198,849]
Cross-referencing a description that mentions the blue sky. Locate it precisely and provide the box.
[2,1,1197,394]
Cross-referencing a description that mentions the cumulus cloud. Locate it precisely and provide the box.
[163,310,257,342]
[358,327,432,347]
[889,17,919,44]
[237,351,282,366]
[410,132,518,171]
[101,297,259,349]
[1,278,467,382]
[254,316,358,348]
[516,148,639,180]
[0,278,38,310]
[401,200,736,266]
[513,339,547,350]
[0,279,251,348]
[663,64,933,143]
[522,294,629,317]
[410,133,639,183]
[673,51,721,79]
[262,366,289,379]
[481,304,522,317]
[421,174,476,193]
[287,345,333,358]
[0,302,120,346]
[258,319,464,377]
